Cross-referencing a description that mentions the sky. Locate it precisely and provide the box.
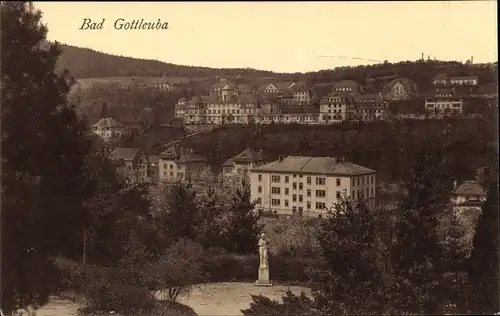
[35,1,498,74]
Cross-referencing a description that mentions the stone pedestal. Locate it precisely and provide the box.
[255,267,273,287]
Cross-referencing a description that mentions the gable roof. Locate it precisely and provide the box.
[383,77,417,92]
[453,180,486,196]
[93,118,124,128]
[111,148,141,161]
[223,146,264,167]
[251,156,376,176]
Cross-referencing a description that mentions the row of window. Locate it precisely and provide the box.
[266,198,327,211]
[267,186,329,198]
[267,174,328,185]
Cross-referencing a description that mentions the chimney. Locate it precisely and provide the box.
[471,56,474,64]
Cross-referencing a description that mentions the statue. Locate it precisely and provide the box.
[255,233,273,286]
[258,233,269,269]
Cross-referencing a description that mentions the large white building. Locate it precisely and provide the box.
[250,156,377,217]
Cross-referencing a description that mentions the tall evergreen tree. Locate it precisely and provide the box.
[1,1,91,312]
[468,160,499,314]
[224,178,262,254]
[390,144,455,314]
[312,197,386,315]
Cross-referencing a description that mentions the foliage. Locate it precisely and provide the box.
[467,162,500,314]
[242,291,320,316]
[184,118,497,183]
[142,239,207,304]
[156,184,199,244]
[0,2,91,312]
[311,196,387,315]
[193,189,226,249]
[263,217,320,257]
[222,178,263,254]
[389,143,456,314]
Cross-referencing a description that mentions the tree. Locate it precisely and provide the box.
[467,161,499,314]
[1,2,91,312]
[156,184,198,244]
[223,178,262,254]
[193,188,226,249]
[99,102,109,118]
[390,144,455,314]
[311,195,386,315]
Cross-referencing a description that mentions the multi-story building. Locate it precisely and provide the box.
[184,96,208,125]
[111,148,148,183]
[222,146,266,175]
[92,118,125,142]
[151,75,175,91]
[424,88,464,118]
[319,92,349,123]
[332,80,362,94]
[348,94,388,122]
[206,94,262,125]
[174,97,188,119]
[382,77,419,101]
[289,83,316,104]
[433,73,479,86]
[158,144,208,184]
[258,82,296,96]
[250,156,377,217]
[451,180,486,214]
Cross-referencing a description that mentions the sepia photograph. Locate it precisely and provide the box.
[0,1,498,315]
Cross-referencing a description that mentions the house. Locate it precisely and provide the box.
[433,73,479,86]
[382,77,418,101]
[258,82,296,96]
[424,88,464,118]
[279,105,320,124]
[111,148,148,183]
[222,146,266,175]
[348,94,388,122]
[158,144,208,184]
[92,118,125,142]
[250,156,377,217]
[451,180,486,213]
[289,82,315,104]
[151,76,175,91]
[331,80,362,94]
[319,92,350,124]
[174,98,188,118]
[183,96,208,125]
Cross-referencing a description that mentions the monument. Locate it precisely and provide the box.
[255,233,273,286]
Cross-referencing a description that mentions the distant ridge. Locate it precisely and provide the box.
[52,42,279,79]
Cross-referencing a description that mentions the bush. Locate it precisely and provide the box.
[201,249,322,283]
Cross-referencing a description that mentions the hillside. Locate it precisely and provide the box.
[55,43,279,79]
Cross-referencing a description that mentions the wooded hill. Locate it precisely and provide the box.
[55,42,497,92]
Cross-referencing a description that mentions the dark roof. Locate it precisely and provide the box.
[223,146,264,167]
[453,180,485,196]
[111,148,141,161]
[252,156,376,176]
[93,118,124,128]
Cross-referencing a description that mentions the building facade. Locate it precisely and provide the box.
[158,144,208,184]
[382,78,419,101]
[349,94,388,122]
[250,156,377,217]
[111,148,148,183]
[92,118,125,142]
[319,92,349,123]
[424,88,464,118]
[451,180,486,213]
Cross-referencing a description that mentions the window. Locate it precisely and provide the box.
[170,165,173,169]
[315,202,326,210]
[299,183,303,190]
[293,182,297,190]
[170,172,173,176]
[299,195,303,202]
[258,174,262,181]
[316,177,326,185]
[285,175,289,183]
[362,177,365,186]
[357,178,360,186]
[271,175,280,183]
[307,201,311,209]
[336,191,341,199]
[258,186,262,193]
[271,199,280,206]
[256,197,262,204]
[316,190,326,198]
[285,188,289,195]
[271,187,281,195]
[336,178,341,186]
[307,189,311,197]
[307,177,312,185]
[371,187,374,196]
[292,206,297,212]
[352,178,356,187]
[292,194,297,202]
[285,200,289,207]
